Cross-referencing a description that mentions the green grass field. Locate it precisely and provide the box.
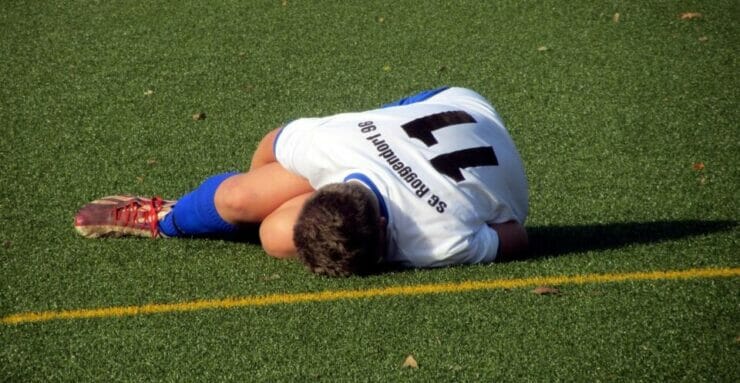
[1,0,738,381]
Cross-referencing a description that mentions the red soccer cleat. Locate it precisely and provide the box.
[74,195,175,238]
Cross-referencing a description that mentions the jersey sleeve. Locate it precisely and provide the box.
[468,225,501,263]
[438,226,500,266]
[394,225,500,268]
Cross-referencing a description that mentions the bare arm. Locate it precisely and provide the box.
[490,220,529,262]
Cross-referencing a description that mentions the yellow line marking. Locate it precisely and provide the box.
[2,267,738,325]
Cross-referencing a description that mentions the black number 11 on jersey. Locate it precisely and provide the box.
[401,111,498,182]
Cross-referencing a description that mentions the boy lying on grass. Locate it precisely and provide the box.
[75,87,528,276]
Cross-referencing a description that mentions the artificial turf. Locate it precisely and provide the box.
[1,0,738,381]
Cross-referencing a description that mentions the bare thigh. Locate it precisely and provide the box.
[214,162,313,224]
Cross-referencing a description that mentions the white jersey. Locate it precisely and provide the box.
[275,87,528,268]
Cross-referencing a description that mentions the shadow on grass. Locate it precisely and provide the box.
[522,220,737,260]
[221,220,736,275]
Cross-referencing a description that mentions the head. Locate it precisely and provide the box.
[293,182,387,277]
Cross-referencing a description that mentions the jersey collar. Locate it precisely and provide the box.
[343,172,389,221]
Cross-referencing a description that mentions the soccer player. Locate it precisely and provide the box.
[75,87,529,276]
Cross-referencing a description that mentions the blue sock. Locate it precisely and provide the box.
[159,172,240,237]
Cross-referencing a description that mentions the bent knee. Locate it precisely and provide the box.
[215,176,263,223]
[259,216,297,259]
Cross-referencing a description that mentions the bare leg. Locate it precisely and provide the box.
[214,162,313,225]
[249,128,281,171]
[212,126,313,224]
[259,192,314,258]
[154,127,312,238]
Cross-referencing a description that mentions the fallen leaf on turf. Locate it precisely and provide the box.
[144,90,155,96]
[146,158,157,166]
[376,16,385,23]
[537,46,548,52]
[612,13,620,23]
[192,112,206,121]
[3,240,11,249]
[679,12,702,20]
[698,36,709,42]
[383,65,392,72]
[692,162,705,171]
[533,286,560,295]
[402,355,418,369]
[135,176,145,183]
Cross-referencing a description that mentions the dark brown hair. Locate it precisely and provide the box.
[293,183,382,277]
